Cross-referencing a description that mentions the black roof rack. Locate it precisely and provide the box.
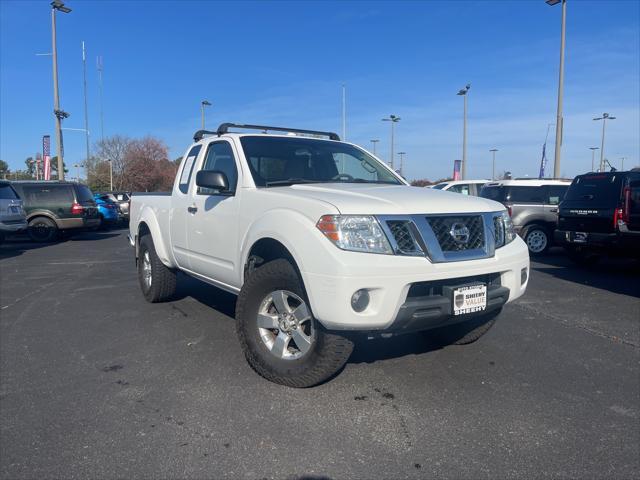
[193,123,340,142]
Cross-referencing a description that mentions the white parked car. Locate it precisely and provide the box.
[129,123,529,387]
[431,179,490,196]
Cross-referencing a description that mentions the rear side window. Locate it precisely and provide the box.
[0,184,18,199]
[448,183,471,195]
[547,185,568,205]
[75,185,94,203]
[22,185,74,205]
[564,175,622,203]
[507,186,544,203]
[178,145,202,194]
[480,186,505,201]
[200,142,238,193]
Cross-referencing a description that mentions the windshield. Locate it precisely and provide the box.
[239,136,402,187]
[432,183,448,190]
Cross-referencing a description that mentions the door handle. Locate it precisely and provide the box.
[187,206,198,214]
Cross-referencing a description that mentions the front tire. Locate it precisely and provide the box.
[523,225,550,255]
[426,308,502,345]
[236,259,354,388]
[28,217,58,243]
[137,235,177,303]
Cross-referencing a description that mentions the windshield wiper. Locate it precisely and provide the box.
[265,178,323,187]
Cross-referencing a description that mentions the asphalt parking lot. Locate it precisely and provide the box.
[1,229,638,480]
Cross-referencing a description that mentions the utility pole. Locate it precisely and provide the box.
[97,55,104,142]
[620,157,626,171]
[51,0,72,181]
[457,84,471,179]
[82,41,90,168]
[593,113,616,172]
[589,147,599,172]
[397,152,406,177]
[382,115,401,169]
[547,0,567,179]
[201,100,211,129]
[370,139,379,156]
[490,148,498,180]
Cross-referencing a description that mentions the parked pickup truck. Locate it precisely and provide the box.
[129,123,529,387]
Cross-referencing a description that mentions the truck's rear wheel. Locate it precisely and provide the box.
[426,308,502,345]
[236,259,353,388]
[523,225,550,255]
[138,235,177,303]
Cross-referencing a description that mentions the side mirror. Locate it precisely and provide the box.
[196,170,229,192]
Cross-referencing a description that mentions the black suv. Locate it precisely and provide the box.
[555,171,640,263]
[11,181,100,242]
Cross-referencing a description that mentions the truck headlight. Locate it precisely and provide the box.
[316,215,393,254]
[495,210,516,248]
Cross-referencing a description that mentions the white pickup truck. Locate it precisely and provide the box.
[129,123,529,387]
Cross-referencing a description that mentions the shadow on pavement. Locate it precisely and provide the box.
[0,230,123,260]
[174,273,237,319]
[532,248,640,298]
[348,333,443,364]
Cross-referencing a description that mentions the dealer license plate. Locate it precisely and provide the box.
[453,284,487,316]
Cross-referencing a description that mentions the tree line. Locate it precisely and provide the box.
[0,135,179,192]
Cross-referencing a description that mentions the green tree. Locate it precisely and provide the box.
[24,157,35,177]
[0,160,8,179]
[49,156,69,179]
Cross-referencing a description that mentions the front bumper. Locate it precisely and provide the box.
[303,237,529,331]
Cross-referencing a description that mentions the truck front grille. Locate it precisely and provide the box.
[427,215,484,251]
[387,220,422,254]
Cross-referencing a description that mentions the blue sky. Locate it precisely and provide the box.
[1,0,639,181]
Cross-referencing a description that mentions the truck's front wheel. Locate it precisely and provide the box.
[138,235,177,303]
[236,259,353,388]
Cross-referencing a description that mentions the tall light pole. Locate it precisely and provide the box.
[73,163,80,182]
[397,152,406,177]
[97,55,104,142]
[593,113,616,172]
[490,148,498,180]
[82,41,90,164]
[342,84,346,141]
[51,0,72,181]
[201,100,211,129]
[589,147,599,172]
[382,115,400,169]
[620,157,626,171]
[547,0,567,179]
[457,84,471,180]
[370,139,379,156]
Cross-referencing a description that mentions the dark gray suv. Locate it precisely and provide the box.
[480,179,571,254]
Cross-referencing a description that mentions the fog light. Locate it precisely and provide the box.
[351,289,370,312]
[521,267,528,285]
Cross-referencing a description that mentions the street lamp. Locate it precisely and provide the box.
[588,147,599,172]
[382,115,400,169]
[370,139,379,156]
[547,0,567,179]
[457,84,471,180]
[593,113,616,172]
[51,0,72,181]
[201,100,212,129]
[397,152,406,177]
[490,148,498,180]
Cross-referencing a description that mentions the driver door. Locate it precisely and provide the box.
[186,140,241,287]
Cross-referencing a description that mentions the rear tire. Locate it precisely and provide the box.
[236,259,354,388]
[28,217,58,243]
[523,225,550,255]
[426,308,502,345]
[138,235,177,303]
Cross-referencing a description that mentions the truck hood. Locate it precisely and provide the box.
[276,183,504,215]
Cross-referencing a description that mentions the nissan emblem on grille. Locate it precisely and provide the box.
[449,222,470,245]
